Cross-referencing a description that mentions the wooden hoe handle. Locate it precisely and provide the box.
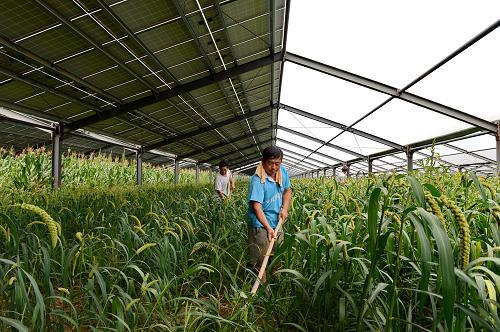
[250,217,284,294]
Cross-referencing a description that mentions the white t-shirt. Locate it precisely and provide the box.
[215,170,232,197]
[336,172,348,183]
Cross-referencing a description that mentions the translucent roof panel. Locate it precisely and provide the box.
[305,155,336,166]
[278,141,319,161]
[373,160,393,171]
[408,27,500,122]
[277,139,338,166]
[282,151,326,168]
[317,146,358,162]
[473,149,495,160]
[276,129,322,150]
[441,153,490,166]
[280,62,388,125]
[278,109,343,142]
[330,132,392,156]
[447,134,495,152]
[287,0,500,87]
[354,99,471,145]
[415,145,462,159]
[379,155,406,166]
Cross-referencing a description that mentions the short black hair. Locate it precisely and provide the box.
[219,159,229,168]
[262,146,283,161]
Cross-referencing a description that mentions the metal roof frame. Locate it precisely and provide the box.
[0,1,497,178]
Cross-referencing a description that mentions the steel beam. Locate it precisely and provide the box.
[409,127,486,152]
[178,126,272,159]
[51,125,62,189]
[0,114,53,132]
[146,104,275,150]
[0,99,63,123]
[231,156,262,170]
[234,161,261,173]
[277,125,365,159]
[64,53,282,132]
[198,138,273,165]
[280,103,404,150]
[443,143,495,163]
[285,52,497,133]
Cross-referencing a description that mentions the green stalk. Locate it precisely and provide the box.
[385,215,405,332]
[356,187,385,332]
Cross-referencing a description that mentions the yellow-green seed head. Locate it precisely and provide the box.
[424,192,448,231]
[15,203,59,249]
[441,196,470,268]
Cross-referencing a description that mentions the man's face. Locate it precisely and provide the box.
[219,166,228,175]
[262,157,281,176]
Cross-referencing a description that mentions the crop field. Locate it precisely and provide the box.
[0,150,499,331]
[0,147,210,192]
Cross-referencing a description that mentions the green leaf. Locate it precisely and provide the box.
[418,208,456,331]
[423,183,441,197]
[368,187,382,254]
[0,317,29,332]
[368,282,388,304]
[469,171,487,203]
[408,212,432,315]
[408,176,425,208]
[22,269,45,328]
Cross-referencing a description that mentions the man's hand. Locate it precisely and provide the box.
[265,226,276,242]
[279,209,289,223]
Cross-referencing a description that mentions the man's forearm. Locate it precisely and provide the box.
[251,202,272,230]
[282,188,292,212]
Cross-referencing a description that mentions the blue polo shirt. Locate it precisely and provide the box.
[247,165,291,229]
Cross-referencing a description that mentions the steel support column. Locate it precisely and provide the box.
[195,163,200,184]
[136,148,143,188]
[323,168,327,177]
[407,149,414,173]
[174,159,180,185]
[368,157,373,175]
[51,124,62,189]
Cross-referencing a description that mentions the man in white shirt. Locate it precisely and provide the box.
[215,159,235,199]
[336,164,349,183]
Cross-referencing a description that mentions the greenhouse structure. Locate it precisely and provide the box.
[0,0,499,331]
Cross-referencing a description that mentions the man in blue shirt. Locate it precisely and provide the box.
[247,146,292,282]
